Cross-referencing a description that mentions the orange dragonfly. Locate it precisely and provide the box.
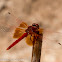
[6,22,43,50]
[6,12,62,50]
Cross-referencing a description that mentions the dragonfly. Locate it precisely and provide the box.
[6,22,43,50]
[6,12,62,50]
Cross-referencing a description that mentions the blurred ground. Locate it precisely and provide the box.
[0,0,62,62]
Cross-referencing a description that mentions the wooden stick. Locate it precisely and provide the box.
[31,34,43,62]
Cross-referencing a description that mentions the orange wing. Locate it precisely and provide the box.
[13,22,28,38]
[38,28,43,34]
[26,34,34,46]
[19,22,28,28]
[13,28,25,38]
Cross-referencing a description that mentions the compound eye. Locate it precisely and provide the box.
[32,23,36,26]
[32,23,39,29]
[36,24,38,26]
[33,25,36,26]
[36,24,39,29]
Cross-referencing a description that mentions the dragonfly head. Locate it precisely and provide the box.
[32,23,39,29]
[25,23,39,34]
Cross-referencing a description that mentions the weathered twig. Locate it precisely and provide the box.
[31,34,43,62]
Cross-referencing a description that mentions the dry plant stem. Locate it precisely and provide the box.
[31,34,43,62]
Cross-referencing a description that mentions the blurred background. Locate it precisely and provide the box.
[0,0,62,62]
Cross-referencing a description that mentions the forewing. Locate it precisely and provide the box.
[13,28,25,38]
[19,22,28,28]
